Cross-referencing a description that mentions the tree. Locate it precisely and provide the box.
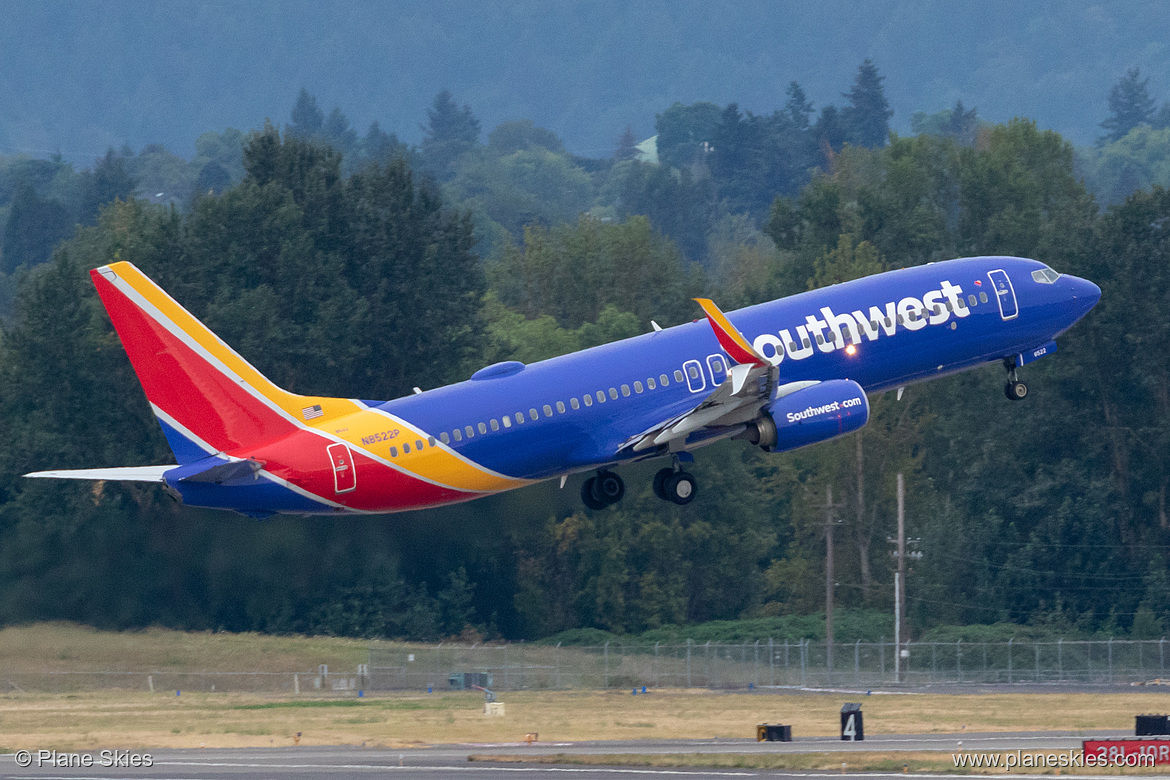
[78,149,136,225]
[841,59,892,148]
[487,215,700,329]
[287,87,324,138]
[655,101,722,169]
[488,120,565,156]
[420,89,481,179]
[614,126,638,161]
[1,184,73,273]
[1099,67,1156,145]
[784,81,814,131]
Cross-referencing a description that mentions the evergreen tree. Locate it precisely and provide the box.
[615,125,638,161]
[420,89,481,179]
[784,81,814,131]
[841,59,892,148]
[78,149,136,225]
[0,184,73,273]
[946,100,979,146]
[1099,67,1157,144]
[288,87,325,138]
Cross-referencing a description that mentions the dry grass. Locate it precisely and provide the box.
[0,688,1167,751]
[0,622,388,673]
[1,623,1167,755]
[472,751,1170,775]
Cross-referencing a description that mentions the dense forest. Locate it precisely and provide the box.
[2,62,1170,644]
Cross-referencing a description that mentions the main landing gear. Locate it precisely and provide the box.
[653,458,697,505]
[1003,357,1028,401]
[582,470,625,509]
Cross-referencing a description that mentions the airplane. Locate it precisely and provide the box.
[25,256,1099,516]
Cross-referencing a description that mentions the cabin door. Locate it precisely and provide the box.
[987,269,1018,320]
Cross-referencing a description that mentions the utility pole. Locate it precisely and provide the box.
[887,473,922,684]
[897,472,905,676]
[820,485,845,678]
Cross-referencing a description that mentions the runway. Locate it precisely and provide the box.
[0,729,1132,780]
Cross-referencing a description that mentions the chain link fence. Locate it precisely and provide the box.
[6,638,1167,693]
[0,665,365,694]
[368,638,1170,691]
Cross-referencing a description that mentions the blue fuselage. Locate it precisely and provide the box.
[380,256,1100,480]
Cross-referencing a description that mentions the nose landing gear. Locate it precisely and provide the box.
[1003,357,1028,401]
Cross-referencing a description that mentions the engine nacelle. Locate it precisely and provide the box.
[756,379,869,453]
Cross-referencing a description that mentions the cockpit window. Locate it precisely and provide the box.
[1031,268,1060,284]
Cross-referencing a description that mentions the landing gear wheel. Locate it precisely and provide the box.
[1004,380,1028,401]
[581,477,608,510]
[593,471,625,504]
[664,471,697,505]
[653,467,674,500]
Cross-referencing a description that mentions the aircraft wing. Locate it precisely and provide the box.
[619,298,809,453]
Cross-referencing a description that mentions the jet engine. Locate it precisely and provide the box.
[742,379,869,452]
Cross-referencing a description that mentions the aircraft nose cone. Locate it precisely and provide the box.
[1069,275,1102,316]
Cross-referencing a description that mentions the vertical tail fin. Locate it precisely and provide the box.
[91,261,360,462]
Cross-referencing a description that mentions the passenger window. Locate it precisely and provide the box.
[416,439,423,450]
[885,318,893,328]
[596,391,606,403]
[980,291,989,303]
[621,384,630,397]
[815,334,824,345]
[477,423,487,434]
[428,436,436,447]
[440,432,450,444]
[660,373,670,386]
[607,387,617,400]
[543,404,553,417]
[674,370,684,382]
[634,381,644,393]
[647,377,656,390]
[502,416,512,428]
[788,341,798,351]
[570,397,580,410]
[529,408,539,420]
[390,446,398,457]
[968,294,977,306]
[465,425,475,438]
[403,442,411,454]
[555,401,565,413]
[453,429,462,442]
[583,394,593,407]
[516,412,524,424]
[490,419,499,431]
[803,338,811,348]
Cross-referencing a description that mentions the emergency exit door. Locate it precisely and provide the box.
[327,442,357,493]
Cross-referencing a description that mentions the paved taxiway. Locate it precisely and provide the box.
[0,730,1131,780]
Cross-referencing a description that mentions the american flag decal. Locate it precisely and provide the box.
[302,404,324,420]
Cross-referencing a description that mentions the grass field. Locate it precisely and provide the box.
[2,623,1168,754]
[1,688,1168,751]
[0,622,383,674]
[470,751,1170,775]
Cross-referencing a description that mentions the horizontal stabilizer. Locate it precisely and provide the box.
[24,466,174,482]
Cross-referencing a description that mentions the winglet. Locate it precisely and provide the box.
[693,298,768,367]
